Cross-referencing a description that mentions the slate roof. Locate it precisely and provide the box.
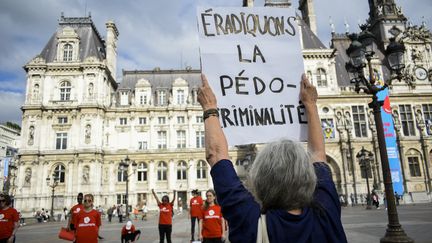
[299,18,326,50]
[121,69,202,92]
[39,16,106,62]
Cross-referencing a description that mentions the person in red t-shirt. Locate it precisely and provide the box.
[189,189,203,241]
[0,194,19,243]
[199,189,225,243]
[68,192,84,231]
[73,194,101,243]
[152,189,176,243]
[121,220,141,243]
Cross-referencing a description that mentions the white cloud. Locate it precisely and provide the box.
[0,91,24,125]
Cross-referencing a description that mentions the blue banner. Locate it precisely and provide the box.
[377,88,405,195]
[3,157,10,178]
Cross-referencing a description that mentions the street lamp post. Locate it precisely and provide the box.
[345,26,413,242]
[119,156,137,219]
[46,175,59,221]
[357,147,374,210]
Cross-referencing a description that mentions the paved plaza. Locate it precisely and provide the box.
[15,203,432,243]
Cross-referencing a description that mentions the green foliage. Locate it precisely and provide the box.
[3,121,21,131]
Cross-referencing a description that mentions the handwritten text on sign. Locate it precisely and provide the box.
[197,7,307,146]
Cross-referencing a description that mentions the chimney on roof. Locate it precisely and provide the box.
[105,20,119,79]
[298,0,317,36]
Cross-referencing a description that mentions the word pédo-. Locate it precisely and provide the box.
[200,10,296,37]
[220,70,297,96]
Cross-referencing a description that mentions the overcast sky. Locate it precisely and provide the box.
[0,0,431,125]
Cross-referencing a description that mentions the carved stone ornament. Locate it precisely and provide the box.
[85,124,91,144]
[82,166,90,184]
[28,126,35,145]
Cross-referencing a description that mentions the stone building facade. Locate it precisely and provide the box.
[14,0,432,215]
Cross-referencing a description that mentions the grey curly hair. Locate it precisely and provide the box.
[248,139,317,211]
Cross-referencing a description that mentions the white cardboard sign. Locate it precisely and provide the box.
[197,7,307,146]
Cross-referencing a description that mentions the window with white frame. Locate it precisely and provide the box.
[157,161,168,181]
[399,105,416,136]
[196,116,203,123]
[177,90,185,104]
[158,90,166,105]
[56,133,67,150]
[58,117,68,124]
[119,118,127,125]
[316,68,327,87]
[53,164,66,183]
[138,141,147,150]
[137,163,148,182]
[177,130,186,148]
[117,165,126,182]
[177,116,185,124]
[158,117,166,125]
[140,95,147,105]
[177,161,187,180]
[408,156,421,177]
[139,117,147,125]
[116,194,126,204]
[423,104,432,135]
[63,44,73,61]
[352,106,368,137]
[196,131,204,148]
[60,81,71,101]
[157,131,167,149]
[197,160,207,179]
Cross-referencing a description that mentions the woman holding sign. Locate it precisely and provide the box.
[197,74,347,242]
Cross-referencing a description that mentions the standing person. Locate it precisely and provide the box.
[199,189,226,243]
[121,220,141,243]
[0,194,19,243]
[350,193,355,206]
[395,192,400,206]
[152,189,176,243]
[73,194,101,243]
[118,205,124,223]
[68,192,84,231]
[189,189,203,242]
[141,204,148,221]
[197,74,347,242]
[177,198,183,215]
[372,191,380,209]
[107,205,115,222]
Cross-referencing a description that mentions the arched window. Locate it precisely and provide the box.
[316,68,327,87]
[63,44,73,61]
[408,156,421,177]
[54,164,66,183]
[137,162,148,182]
[117,165,126,182]
[196,160,207,179]
[157,161,168,181]
[60,81,71,101]
[177,161,187,180]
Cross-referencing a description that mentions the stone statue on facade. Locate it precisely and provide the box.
[344,111,352,127]
[33,84,39,100]
[82,166,90,184]
[85,124,91,144]
[88,83,94,98]
[392,110,400,125]
[28,126,35,145]
[336,111,344,126]
[24,168,32,186]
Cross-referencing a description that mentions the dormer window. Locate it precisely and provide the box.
[177,90,185,104]
[63,44,73,61]
[316,68,327,87]
[60,81,71,101]
[158,90,166,105]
